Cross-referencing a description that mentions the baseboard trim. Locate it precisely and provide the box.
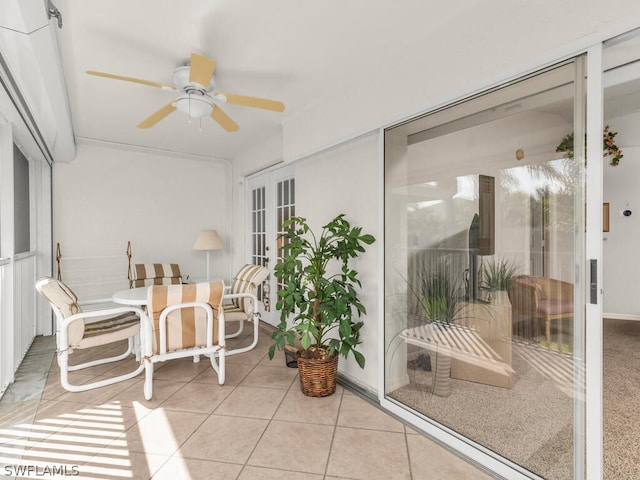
[604,313,640,321]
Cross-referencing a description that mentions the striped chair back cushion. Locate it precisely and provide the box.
[132,263,181,288]
[35,277,85,347]
[230,264,269,313]
[147,280,224,354]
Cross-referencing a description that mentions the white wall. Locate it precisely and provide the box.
[282,3,640,164]
[294,133,379,391]
[53,142,231,297]
[603,113,640,317]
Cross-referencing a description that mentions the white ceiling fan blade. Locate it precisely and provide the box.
[219,92,285,112]
[211,105,239,132]
[189,53,216,88]
[137,102,177,128]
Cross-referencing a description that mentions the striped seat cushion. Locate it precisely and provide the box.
[79,312,140,349]
[147,281,224,355]
[222,303,248,322]
[229,264,269,313]
[132,263,181,288]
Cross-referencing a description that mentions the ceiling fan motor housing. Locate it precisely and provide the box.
[173,66,215,92]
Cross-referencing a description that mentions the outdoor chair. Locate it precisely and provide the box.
[508,275,574,344]
[35,277,145,392]
[222,264,269,356]
[143,280,225,400]
[130,263,182,288]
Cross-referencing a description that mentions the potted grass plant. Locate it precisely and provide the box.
[479,256,519,306]
[268,214,375,397]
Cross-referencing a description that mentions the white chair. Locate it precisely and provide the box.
[143,280,226,400]
[35,277,145,392]
[222,264,269,356]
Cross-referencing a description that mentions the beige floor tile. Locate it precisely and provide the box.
[116,408,207,456]
[238,465,324,479]
[117,378,186,409]
[214,386,286,419]
[152,457,242,480]
[225,347,268,366]
[191,362,254,386]
[160,382,234,414]
[80,450,169,479]
[248,420,334,474]
[151,357,211,382]
[258,350,292,367]
[0,398,40,429]
[239,365,298,389]
[337,394,405,433]
[177,414,268,464]
[55,376,140,405]
[326,427,410,480]
[40,372,98,401]
[407,432,494,479]
[273,385,343,425]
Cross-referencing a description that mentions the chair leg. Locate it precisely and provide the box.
[545,317,551,345]
[210,351,225,385]
[225,320,245,338]
[68,340,135,372]
[59,337,144,393]
[144,362,154,400]
[226,315,259,356]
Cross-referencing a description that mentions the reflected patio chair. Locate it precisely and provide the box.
[222,264,269,356]
[508,275,574,345]
[143,280,225,400]
[35,277,145,392]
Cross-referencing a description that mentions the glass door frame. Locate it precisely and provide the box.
[377,45,606,480]
[245,164,295,327]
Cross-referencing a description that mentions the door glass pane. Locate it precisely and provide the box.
[602,28,640,478]
[384,60,584,479]
[276,178,295,295]
[251,186,267,269]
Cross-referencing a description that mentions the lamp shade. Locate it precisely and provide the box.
[192,230,224,251]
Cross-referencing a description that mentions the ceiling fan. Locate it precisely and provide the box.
[86,52,285,132]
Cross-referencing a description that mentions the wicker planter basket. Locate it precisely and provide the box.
[296,350,339,397]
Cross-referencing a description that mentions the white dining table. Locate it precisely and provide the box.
[112,286,149,306]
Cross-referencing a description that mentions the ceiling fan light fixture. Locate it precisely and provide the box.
[175,93,214,119]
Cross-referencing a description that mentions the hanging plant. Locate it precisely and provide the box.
[555,125,623,166]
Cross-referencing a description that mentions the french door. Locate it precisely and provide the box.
[246,165,295,327]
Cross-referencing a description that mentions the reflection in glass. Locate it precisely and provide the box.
[384,61,582,479]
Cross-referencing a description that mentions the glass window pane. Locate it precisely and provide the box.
[384,60,583,479]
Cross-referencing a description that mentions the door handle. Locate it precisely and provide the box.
[590,259,597,304]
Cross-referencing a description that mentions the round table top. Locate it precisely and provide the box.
[112,286,148,306]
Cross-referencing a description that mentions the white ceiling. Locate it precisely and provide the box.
[54,1,640,162]
[55,0,472,160]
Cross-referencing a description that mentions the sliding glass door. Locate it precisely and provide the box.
[383,59,589,478]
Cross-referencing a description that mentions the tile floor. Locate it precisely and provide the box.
[0,325,494,479]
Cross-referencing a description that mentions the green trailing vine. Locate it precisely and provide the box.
[555,125,623,166]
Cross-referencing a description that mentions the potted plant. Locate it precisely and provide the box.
[556,124,623,166]
[479,257,519,305]
[415,266,465,325]
[268,214,375,397]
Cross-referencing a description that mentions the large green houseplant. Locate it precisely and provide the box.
[268,214,375,396]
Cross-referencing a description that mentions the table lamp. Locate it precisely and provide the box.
[192,230,224,281]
